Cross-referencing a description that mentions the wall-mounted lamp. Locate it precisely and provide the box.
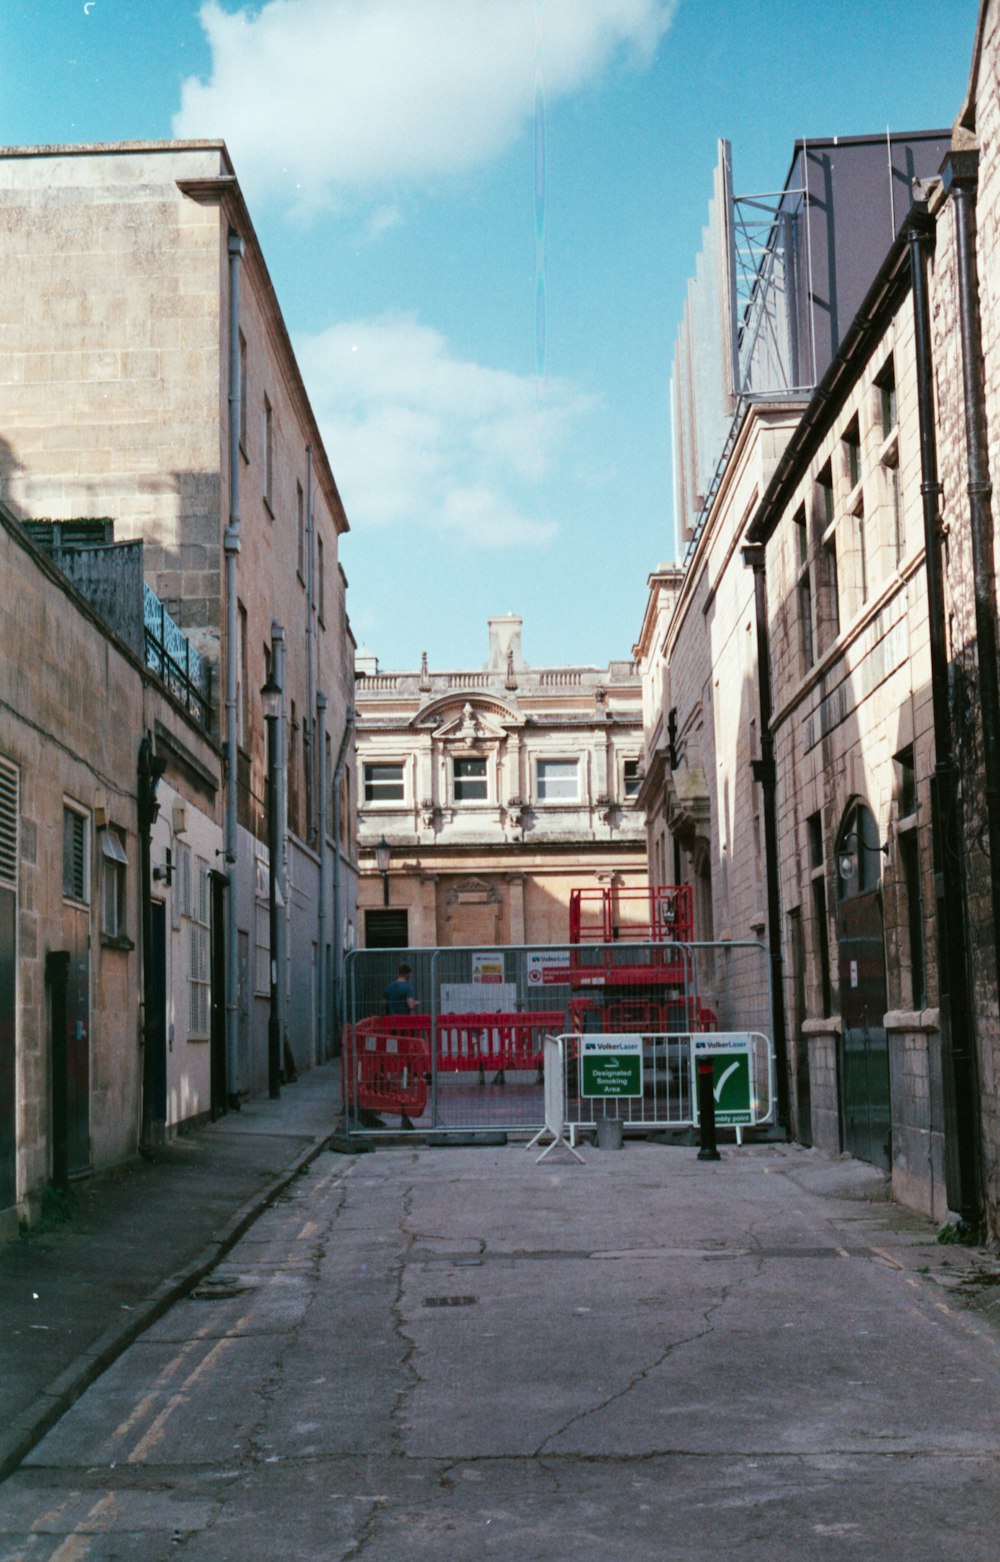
[837,830,890,881]
[375,834,391,906]
[152,847,174,886]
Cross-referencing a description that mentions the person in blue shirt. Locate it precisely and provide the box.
[384,963,417,1016]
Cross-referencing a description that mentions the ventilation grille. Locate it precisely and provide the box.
[0,761,17,887]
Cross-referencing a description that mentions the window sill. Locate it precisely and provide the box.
[100,933,135,952]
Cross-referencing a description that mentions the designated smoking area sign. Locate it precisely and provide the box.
[691,1033,753,1126]
[580,1036,643,1098]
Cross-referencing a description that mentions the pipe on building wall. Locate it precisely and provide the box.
[944,151,1000,1032]
[224,230,244,1105]
[272,621,288,1074]
[907,203,982,1229]
[316,690,327,1068]
[740,542,790,1133]
[331,704,356,1054]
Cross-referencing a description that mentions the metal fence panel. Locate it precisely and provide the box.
[341,941,772,1139]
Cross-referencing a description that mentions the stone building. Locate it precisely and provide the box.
[738,0,1000,1233]
[639,129,959,1163]
[0,141,358,1096]
[355,617,646,950]
[637,0,1000,1234]
[0,503,222,1236]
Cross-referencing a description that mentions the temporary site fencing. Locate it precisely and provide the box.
[341,941,775,1141]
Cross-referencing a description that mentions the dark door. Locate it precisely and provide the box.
[210,874,227,1117]
[0,885,15,1209]
[836,803,890,1171]
[149,901,168,1130]
[62,904,90,1177]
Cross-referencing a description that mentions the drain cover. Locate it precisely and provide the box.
[191,1276,250,1300]
[423,1296,478,1307]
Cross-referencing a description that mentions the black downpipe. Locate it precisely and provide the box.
[945,153,1000,1028]
[907,204,982,1230]
[742,542,791,1133]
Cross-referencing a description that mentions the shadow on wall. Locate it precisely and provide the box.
[0,435,24,518]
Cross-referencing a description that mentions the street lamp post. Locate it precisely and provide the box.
[262,670,282,1099]
[375,834,391,907]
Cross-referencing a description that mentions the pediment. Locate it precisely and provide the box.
[412,694,522,739]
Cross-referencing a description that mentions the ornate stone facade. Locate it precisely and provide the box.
[356,617,646,949]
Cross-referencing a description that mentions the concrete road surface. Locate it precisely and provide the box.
[3,1139,1000,1560]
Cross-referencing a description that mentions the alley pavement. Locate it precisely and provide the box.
[0,1063,342,1483]
[6,1092,1000,1556]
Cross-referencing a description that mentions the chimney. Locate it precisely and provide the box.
[486,614,525,671]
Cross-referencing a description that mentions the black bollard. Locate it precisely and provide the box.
[697,1058,721,1161]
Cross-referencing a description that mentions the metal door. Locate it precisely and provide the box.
[836,803,890,1171]
[62,903,90,1176]
[0,885,15,1209]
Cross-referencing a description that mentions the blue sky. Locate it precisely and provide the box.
[1,0,978,671]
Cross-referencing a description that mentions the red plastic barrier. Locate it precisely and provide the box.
[435,1011,563,1074]
[345,1017,431,1122]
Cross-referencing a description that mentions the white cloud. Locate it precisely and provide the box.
[296,314,593,547]
[174,0,676,210]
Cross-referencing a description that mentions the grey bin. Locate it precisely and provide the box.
[595,1117,624,1151]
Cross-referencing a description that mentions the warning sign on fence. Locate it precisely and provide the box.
[580,1036,643,1098]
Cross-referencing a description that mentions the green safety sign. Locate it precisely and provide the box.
[692,1035,754,1126]
[580,1036,643,1098]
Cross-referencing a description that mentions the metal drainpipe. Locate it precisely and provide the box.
[305,446,315,846]
[224,231,244,1106]
[331,706,356,1054]
[945,152,1000,1025]
[741,542,791,1133]
[272,621,288,1075]
[316,690,327,1067]
[907,203,982,1229]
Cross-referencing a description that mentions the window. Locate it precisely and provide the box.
[896,746,917,818]
[296,481,305,580]
[317,532,325,624]
[62,806,89,903]
[365,908,409,949]
[793,503,808,568]
[99,827,128,940]
[0,758,17,888]
[843,417,861,490]
[453,756,487,802]
[536,759,579,802]
[238,331,247,453]
[887,465,903,567]
[364,762,404,803]
[822,536,840,640]
[877,358,897,439]
[189,857,211,1038]
[807,811,832,1016]
[238,601,249,748]
[263,395,274,511]
[855,502,869,605]
[623,759,641,799]
[898,831,925,1010]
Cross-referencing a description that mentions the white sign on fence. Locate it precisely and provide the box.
[526,951,571,986]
